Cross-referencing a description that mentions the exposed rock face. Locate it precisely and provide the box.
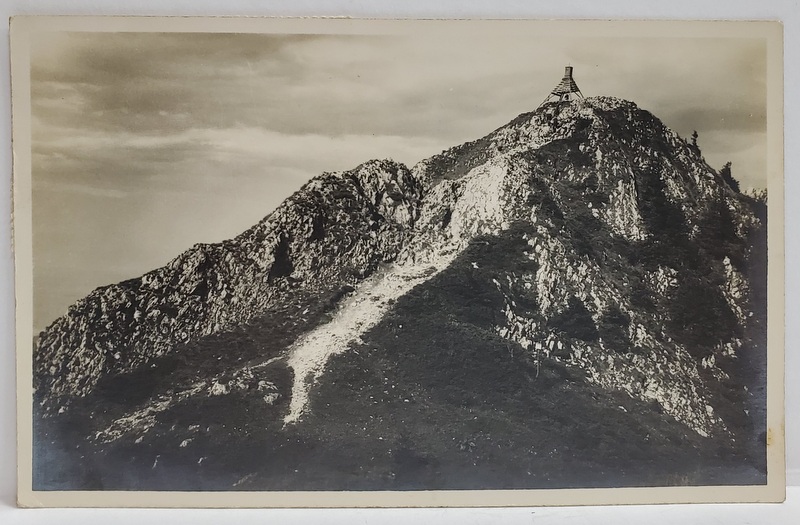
[33,97,767,490]
[35,159,423,412]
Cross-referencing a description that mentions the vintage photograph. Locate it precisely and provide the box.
[12,18,784,506]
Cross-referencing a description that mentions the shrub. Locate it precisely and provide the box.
[549,297,599,342]
[667,273,739,359]
[598,305,631,353]
[719,162,740,193]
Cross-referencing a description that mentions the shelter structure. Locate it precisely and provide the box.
[539,66,584,107]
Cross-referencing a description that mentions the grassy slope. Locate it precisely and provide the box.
[35,181,768,493]
[37,225,755,491]
[271,227,763,491]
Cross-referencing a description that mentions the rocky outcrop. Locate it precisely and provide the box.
[35,159,424,413]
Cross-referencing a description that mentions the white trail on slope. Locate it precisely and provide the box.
[283,253,458,425]
[284,161,512,425]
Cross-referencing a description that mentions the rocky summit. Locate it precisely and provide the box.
[33,97,767,491]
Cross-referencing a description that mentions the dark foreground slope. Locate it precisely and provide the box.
[33,97,767,490]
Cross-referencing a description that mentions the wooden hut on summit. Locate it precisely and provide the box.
[539,66,584,107]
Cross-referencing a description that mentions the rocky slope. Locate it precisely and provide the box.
[33,97,767,490]
[35,159,423,413]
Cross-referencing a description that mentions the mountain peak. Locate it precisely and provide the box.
[33,95,767,491]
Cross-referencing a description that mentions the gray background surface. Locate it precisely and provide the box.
[1,0,797,522]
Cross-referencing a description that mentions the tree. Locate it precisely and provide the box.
[719,161,740,193]
[745,188,767,204]
[690,131,701,156]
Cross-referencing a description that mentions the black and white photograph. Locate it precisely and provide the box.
[11,17,784,507]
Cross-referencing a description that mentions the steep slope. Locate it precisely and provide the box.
[284,97,761,437]
[33,97,767,490]
[35,159,423,413]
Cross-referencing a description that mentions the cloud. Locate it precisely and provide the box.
[33,180,128,199]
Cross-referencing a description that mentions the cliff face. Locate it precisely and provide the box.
[33,97,767,490]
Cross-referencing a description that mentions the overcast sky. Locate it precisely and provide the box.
[30,29,768,331]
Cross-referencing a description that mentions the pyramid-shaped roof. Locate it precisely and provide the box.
[539,66,584,106]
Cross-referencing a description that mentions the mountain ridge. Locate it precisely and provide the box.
[33,96,767,490]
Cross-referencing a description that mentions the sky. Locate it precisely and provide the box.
[29,28,768,331]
